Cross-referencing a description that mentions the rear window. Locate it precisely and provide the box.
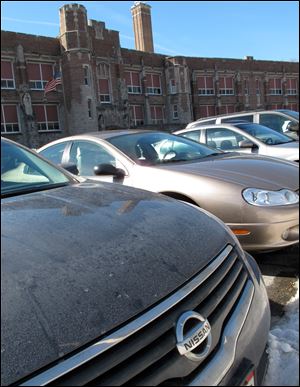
[222,115,253,123]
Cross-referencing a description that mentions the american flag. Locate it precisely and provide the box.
[44,72,62,95]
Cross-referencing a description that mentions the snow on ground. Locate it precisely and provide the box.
[263,279,299,386]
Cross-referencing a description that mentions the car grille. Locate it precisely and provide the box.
[20,244,253,386]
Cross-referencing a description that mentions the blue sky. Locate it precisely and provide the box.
[1,1,299,61]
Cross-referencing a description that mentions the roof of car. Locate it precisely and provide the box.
[80,129,159,140]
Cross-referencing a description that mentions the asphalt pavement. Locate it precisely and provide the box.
[253,244,299,323]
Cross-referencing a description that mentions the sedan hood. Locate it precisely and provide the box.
[157,153,299,190]
[1,182,232,385]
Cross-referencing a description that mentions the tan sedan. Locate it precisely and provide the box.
[38,130,299,252]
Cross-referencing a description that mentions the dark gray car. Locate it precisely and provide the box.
[1,137,270,386]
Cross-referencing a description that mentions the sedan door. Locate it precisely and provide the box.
[66,140,129,183]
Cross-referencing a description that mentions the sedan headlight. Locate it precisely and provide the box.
[243,188,299,206]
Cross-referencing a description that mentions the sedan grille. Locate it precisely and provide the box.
[20,244,253,386]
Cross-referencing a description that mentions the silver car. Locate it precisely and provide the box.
[175,122,299,162]
[185,109,299,140]
[38,130,299,253]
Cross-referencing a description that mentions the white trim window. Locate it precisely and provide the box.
[1,60,15,89]
[150,105,164,124]
[286,103,298,111]
[256,79,261,96]
[27,62,54,90]
[130,105,144,126]
[33,104,60,131]
[219,105,235,115]
[268,78,282,95]
[1,104,20,133]
[98,63,111,103]
[145,73,162,95]
[219,76,234,95]
[199,105,216,118]
[173,104,179,119]
[286,79,298,95]
[197,76,214,95]
[125,71,141,94]
[170,79,177,94]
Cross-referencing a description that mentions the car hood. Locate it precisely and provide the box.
[1,182,233,385]
[155,153,299,190]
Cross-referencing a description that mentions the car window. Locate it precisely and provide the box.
[235,123,293,144]
[259,113,292,133]
[69,141,117,176]
[180,130,200,142]
[39,142,67,164]
[108,132,222,165]
[198,119,216,125]
[222,114,253,123]
[206,128,248,150]
[1,140,70,197]
[276,110,299,120]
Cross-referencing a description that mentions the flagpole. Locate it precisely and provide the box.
[59,58,70,136]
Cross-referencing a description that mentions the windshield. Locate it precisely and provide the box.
[234,123,294,145]
[108,132,223,166]
[276,110,299,120]
[1,139,71,197]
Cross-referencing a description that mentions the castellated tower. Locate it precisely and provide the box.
[59,3,97,133]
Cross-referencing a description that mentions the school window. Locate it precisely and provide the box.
[286,103,298,111]
[170,79,177,94]
[98,63,109,78]
[244,79,249,95]
[27,62,54,90]
[98,79,111,103]
[268,78,282,95]
[150,106,164,124]
[219,77,234,95]
[173,104,178,119]
[145,73,162,95]
[88,99,92,119]
[256,79,261,95]
[270,104,283,110]
[33,105,60,131]
[125,71,141,94]
[83,65,90,85]
[197,76,214,95]
[130,105,144,126]
[199,105,216,118]
[286,79,298,95]
[1,105,20,133]
[1,60,15,89]
[219,105,235,115]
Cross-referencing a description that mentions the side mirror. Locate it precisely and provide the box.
[94,163,125,178]
[60,162,79,175]
[286,121,299,132]
[238,140,256,148]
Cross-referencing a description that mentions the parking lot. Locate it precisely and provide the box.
[254,244,299,322]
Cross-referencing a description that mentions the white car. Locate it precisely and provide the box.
[175,122,299,162]
[185,109,299,140]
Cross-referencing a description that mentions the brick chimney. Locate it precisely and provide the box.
[131,1,154,53]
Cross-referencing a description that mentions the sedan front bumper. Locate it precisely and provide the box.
[227,203,299,252]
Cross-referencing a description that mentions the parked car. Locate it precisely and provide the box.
[185,109,299,140]
[38,130,299,252]
[175,122,299,162]
[1,137,270,386]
